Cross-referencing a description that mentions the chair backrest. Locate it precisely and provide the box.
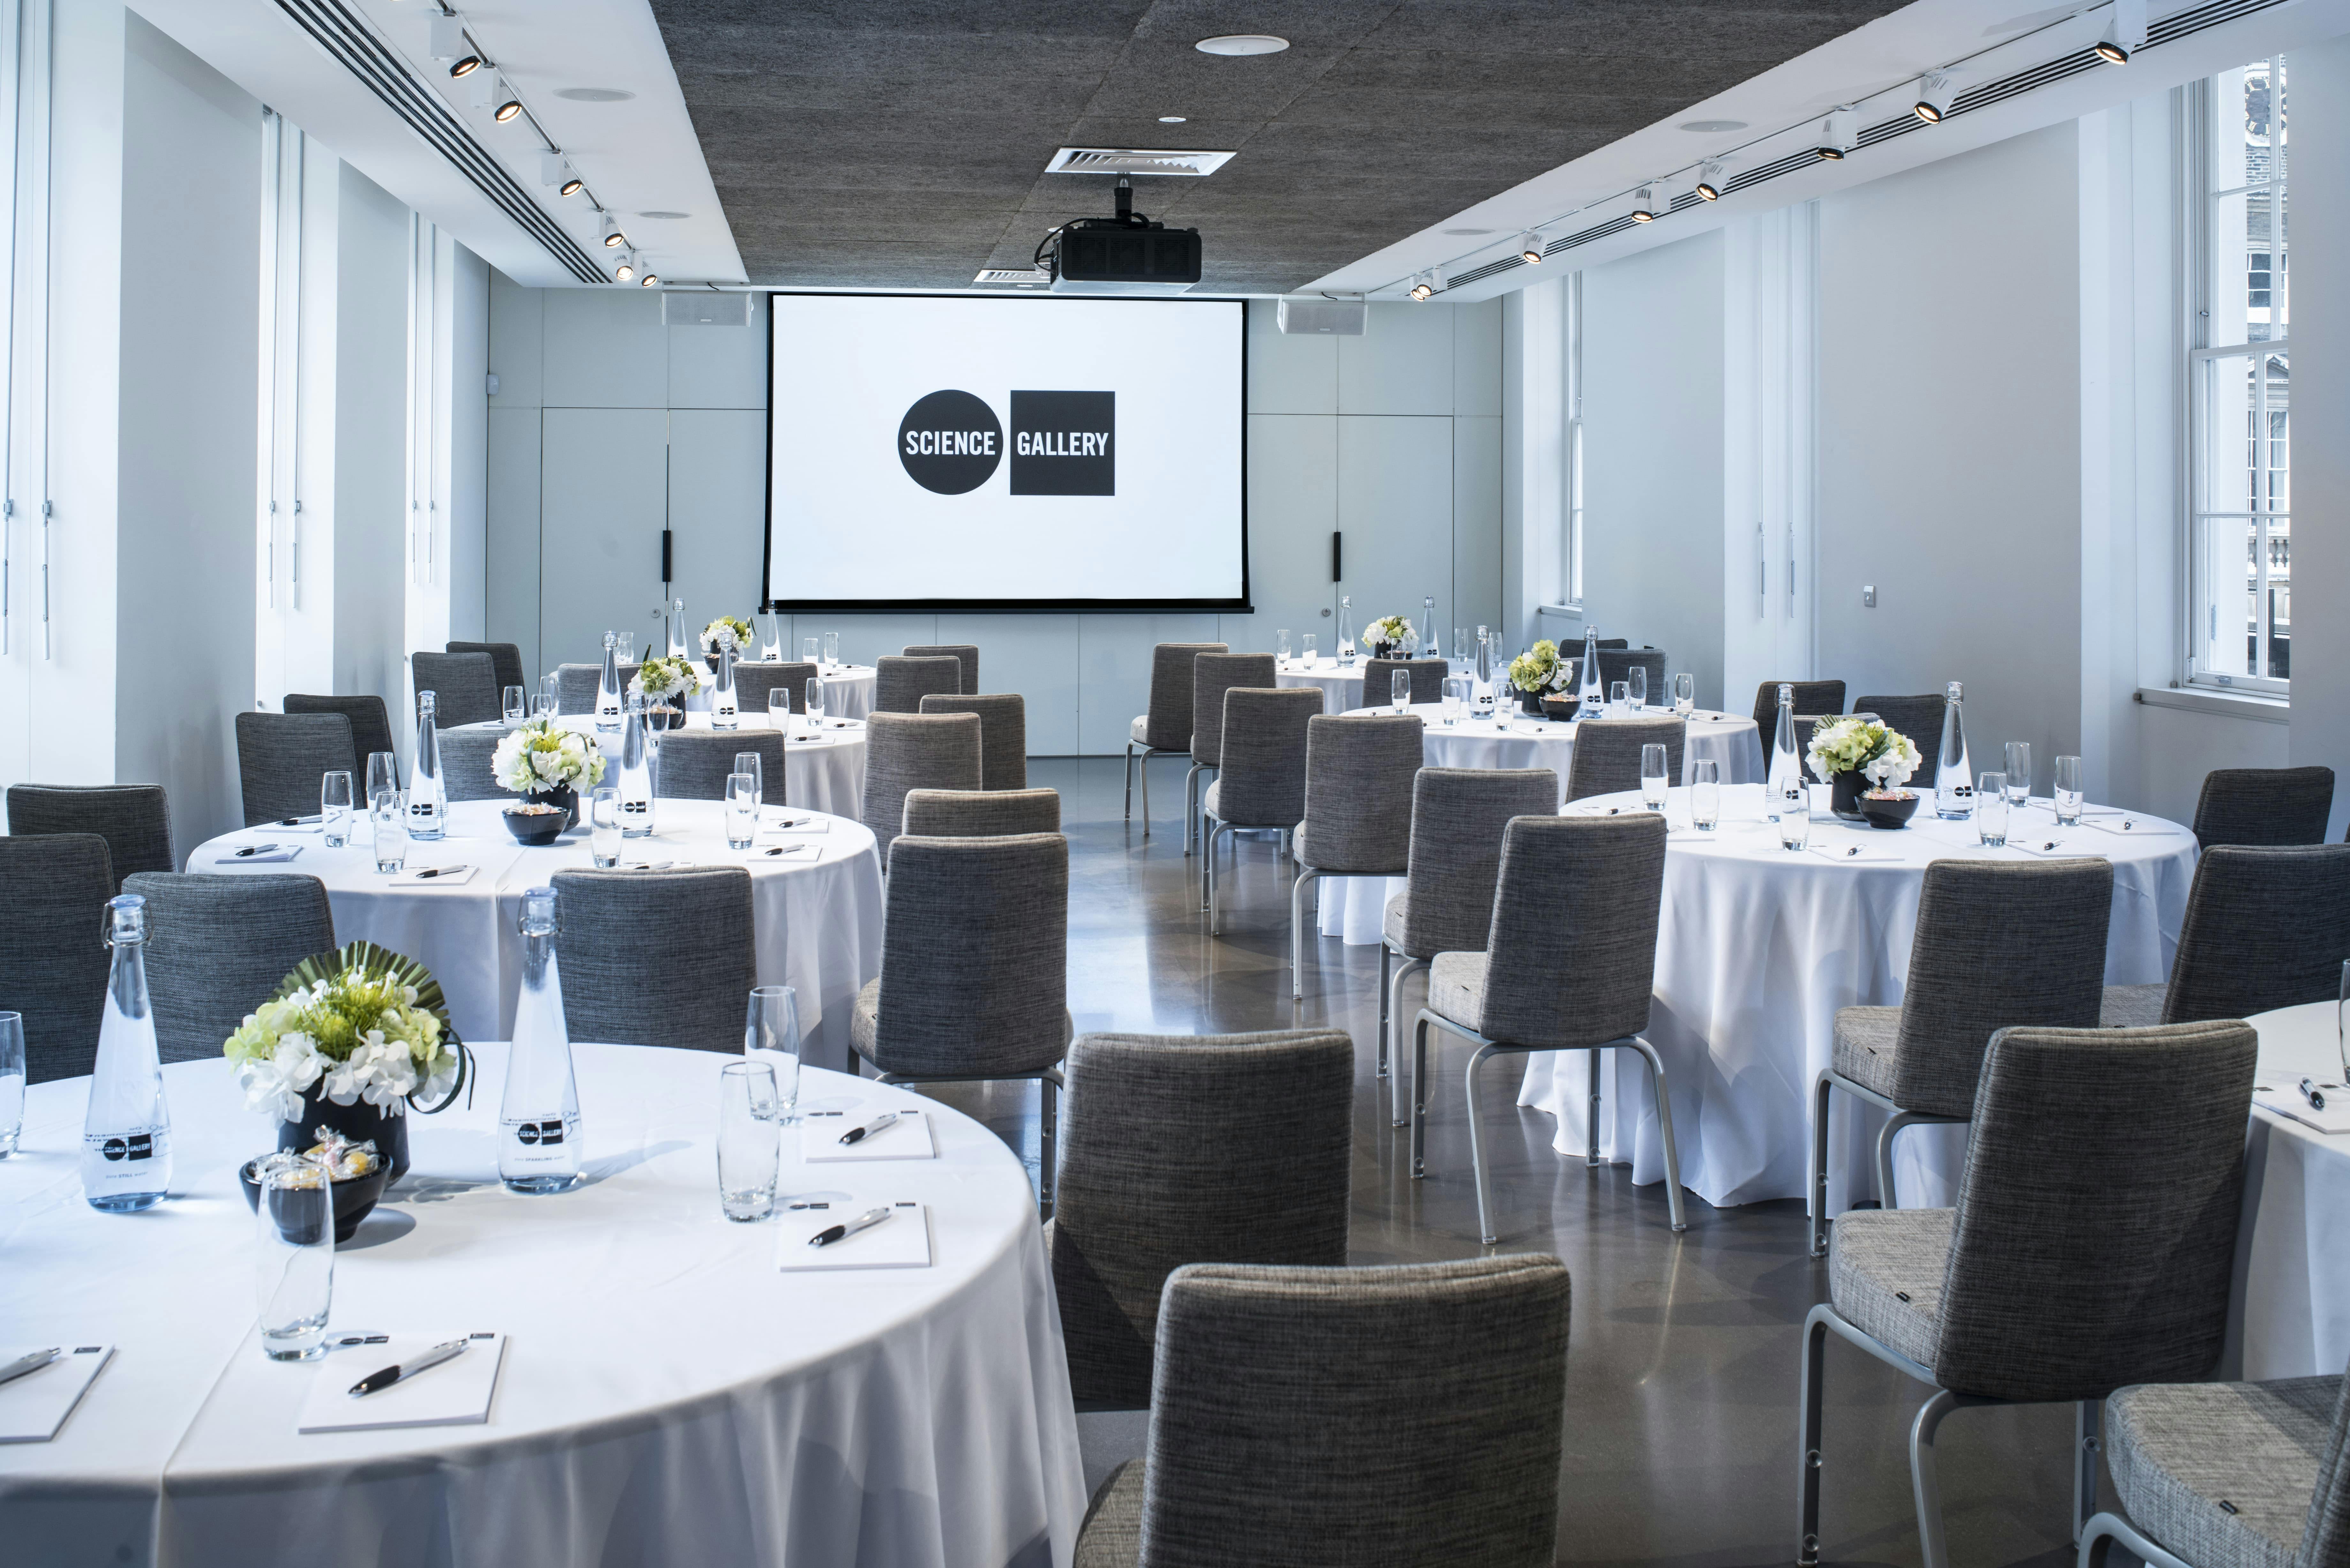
[874,654,963,714]
[0,834,113,1082]
[1214,687,1322,830]
[868,833,1067,1076]
[654,730,788,803]
[901,787,1060,839]
[1299,713,1421,875]
[235,711,357,828]
[1565,715,1686,803]
[1594,647,1667,696]
[901,644,978,694]
[1753,679,1846,733]
[436,727,507,802]
[445,640,527,696]
[1396,768,1558,958]
[2161,845,2350,1024]
[1191,653,1277,767]
[550,867,756,1052]
[1361,657,1448,706]
[284,694,397,775]
[1140,643,1227,752]
[2297,1373,2350,1568]
[1887,859,2114,1117]
[1478,814,1667,1048]
[2192,765,2336,849]
[1139,1255,1571,1567]
[411,651,502,730]
[1852,694,1946,782]
[919,693,1027,790]
[1934,1020,2256,1401]
[736,661,819,716]
[7,785,173,894]
[122,872,335,1063]
[862,712,982,865]
[557,662,643,716]
[1054,1029,1354,1409]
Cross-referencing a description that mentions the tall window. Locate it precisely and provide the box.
[2187,58,2290,693]
[1563,270,1584,606]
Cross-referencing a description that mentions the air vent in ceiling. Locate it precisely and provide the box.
[1045,147,1236,177]
[974,269,1050,285]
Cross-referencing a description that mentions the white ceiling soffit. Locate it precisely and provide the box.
[1313,0,2350,304]
[133,0,743,288]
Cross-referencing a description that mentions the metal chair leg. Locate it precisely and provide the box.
[1289,865,1321,1000]
[1140,749,1151,835]
[1183,765,1201,855]
[1464,1041,1503,1243]
[1628,1036,1688,1232]
[1387,956,1427,1127]
[1123,743,1134,821]
[1038,1074,1059,1219]
[1586,1048,1603,1167]
[2074,1399,2102,1543]
[1877,1109,1930,1212]
[1909,1389,1964,1568]
[1798,1305,1830,1568]
[1376,943,1391,1076]
[1410,1012,1432,1177]
[1208,824,1230,931]
[1811,1072,1835,1257]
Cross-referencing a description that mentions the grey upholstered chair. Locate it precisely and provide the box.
[1565,715,1686,802]
[556,662,642,716]
[2084,1364,2350,1568]
[2191,765,2336,849]
[901,643,978,694]
[2102,845,2350,1029]
[284,694,398,776]
[123,873,336,1063]
[550,867,757,1052]
[919,693,1027,790]
[1185,653,1276,856]
[235,711,358,828]
[1799,1021,2259,1568]
[1413,814,1685,1239]
[1288,714,1421,1008]
[874,654,963,715]
[1126,642,1226,835]
[444,640,527,697]
[1383,767,1558,1126]
[1074,1255,1572,1568]
[435,727,506,802]
[736,661,819,716]
[1811,857,2113,1254]
[901,788,1060,839]
[411,650,502,730]
[1361,656,1448,707]
[862,712,982,870]
[1202,687,1320,934]
[851,833,1070,1212]
[1051,1028,1352,1410]
[0,834,113,1082]
[654,731,788,802]
[1754,679,1846,733]
[7,785,173,894]
[1852,694,1946,780]
[1593,647,1667,699]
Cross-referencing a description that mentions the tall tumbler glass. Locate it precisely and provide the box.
[1391,669,1412,713]
[1453,629,1468,670]
[2339,959,2349,1080]
[504,686,527,727]
[725,773,758,850]
[1301,634,1317,664]
[1691,759,1721,831]
[821,632,840,668]
[1780,796,1811,850]
[734,751,765,814]
[1610,681,1629,713]
[254,1152,334,1360]
[1977,772,2010,847]
[769,690,793,731]
[1640,743,1669,809]
[589,786,622,868]
[2054,755,2084,825]
[1277,629,1292,664]
[365,752,399,810]
[539,673,559,714]
[805,677,828,726]
[1673,673,1695,717]
[2004,742,2032,811]
[802,636,819,666]
[1441,675,1471,726]
[371,793,407,874]
[0,1012,23,1157]
[321,771,354,849]
[717,1060,781,1222]
[1628,667,1648,713]
[745,985,801,1122]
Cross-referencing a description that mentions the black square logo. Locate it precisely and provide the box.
[1009,391,1114,496]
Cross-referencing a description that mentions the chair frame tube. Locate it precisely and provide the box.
[872,1067,1065,1218]
[1808,1067,1967,1257]
[1122,743,1185,835]
[1384,950,1430,1127]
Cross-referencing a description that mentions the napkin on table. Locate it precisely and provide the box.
[777,1201,933,1272]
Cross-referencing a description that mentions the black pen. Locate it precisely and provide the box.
[2302,1077,2330,1112]
[234,843,281,857]
[347,1337,469,1398]
[0,1347,59,1388]
[837,1111,899,1146]
[808,1206,893,1248]
[413,865,469,880]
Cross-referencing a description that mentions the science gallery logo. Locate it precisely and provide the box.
[897,389,1115,497]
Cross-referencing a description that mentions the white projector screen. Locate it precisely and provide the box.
[764,292,1248,611]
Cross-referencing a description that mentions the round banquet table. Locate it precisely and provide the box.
[1308,705,1763,945]
[2229,1002,2350,1381]
[686,662,875,721]
[186,800,883,1073]
[0,1048,1084,1568]
[1508,783,2197,1213]
[512,710,869,819]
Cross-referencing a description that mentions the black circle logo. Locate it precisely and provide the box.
[517,1123,541,1145]
[101,1137,126,1161]
[898,391,1002,495]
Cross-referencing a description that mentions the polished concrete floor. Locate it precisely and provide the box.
[923,758,2092,1568]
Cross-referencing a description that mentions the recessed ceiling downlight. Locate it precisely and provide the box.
[555,87,635,102]
[1442,227,1493,235]
[1679,119,1746,132]
[1157,115,1187,123]
[1195,35,1288,56]
[639,211,691,220]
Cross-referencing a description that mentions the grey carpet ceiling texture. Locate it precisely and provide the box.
[648,1,1906,295]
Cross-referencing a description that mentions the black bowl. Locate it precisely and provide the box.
[502,806,567,846]
[1540,694,1583,724]
[1858,792,1922,830]
[239,1155,392,1245]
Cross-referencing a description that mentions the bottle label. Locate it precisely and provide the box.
[86,1128,163,1162]
[501,1112,579,1165]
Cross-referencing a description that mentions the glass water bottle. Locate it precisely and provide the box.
[1422,598,1441,662]
[711,632,740,731]
[1336,596,1356,667]
[500,888,581,1195]
[408,691,447,841]
[1935,681,1975,819]
[666,598,688,660]
[618,696,655,838]
[1579,624,1604,708]
[595,631,623,732]
[83,894,171,1212]
[1472,624,1496,717]
[1767,683,1804,823]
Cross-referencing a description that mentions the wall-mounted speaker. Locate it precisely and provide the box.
[663,292,751,327]
[1276,297,1365,336]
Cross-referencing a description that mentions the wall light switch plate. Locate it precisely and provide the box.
[1862,585,1877,608]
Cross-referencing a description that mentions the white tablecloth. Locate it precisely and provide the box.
[1277,658,1370,714]
[0,1049,1083,1568]
[509,712,869,819]
[187,800,884,1073]
[1507,784,2197,1211]
[686,663,875,721]
[2231,1002,2350,1380]
[1308,707,1764,945]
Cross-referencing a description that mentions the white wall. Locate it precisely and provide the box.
[481,289,1504,753]
[2290,34,2350,837]
[330,164,409,713]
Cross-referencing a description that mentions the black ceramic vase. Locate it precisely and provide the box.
[279,1084,412,1186]
[1829,771,1869,822]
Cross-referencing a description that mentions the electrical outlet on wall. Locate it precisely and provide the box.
[1862,585,1877,608]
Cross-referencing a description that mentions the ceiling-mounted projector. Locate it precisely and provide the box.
[1041,178,1201,295]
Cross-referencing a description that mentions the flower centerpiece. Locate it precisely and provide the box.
[1363,614,1413,659]
[224,941,470,1186]
[630,654,700,729]
[1507,640,1574,713]
[699,615,756,669]
[491,717,605,839]
[1807,716,1923,824]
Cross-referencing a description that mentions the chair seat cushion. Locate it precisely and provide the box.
[1428,951,1488,1034]
[1202,780,1219,820]
[1831,1006,1903,1101]
[1074,1458,1145,1568]
[1827,1207,1950,1372]
[1129,714,1149,747]
[2101,982,2169,1028]
[1383,892,1410,953]
[850,976,1074,1071]
[2105,1376,2342,1568]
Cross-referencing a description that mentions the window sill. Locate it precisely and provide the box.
[1535,603,1584,621]
[2135,685,2290,725]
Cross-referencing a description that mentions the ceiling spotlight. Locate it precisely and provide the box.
[1408,270,1434,302]
[561,177,584,197]
[1630,185,1661,222]
[1814,108,1856,161]
[638,273,657,288]
[1195,34,1289,55]
[449,54,481,78]
[1695,161,1726,200]
[2095,0,2145,64]
[494,95,524,123]
[601,215,626,249]
[1914,72,1954,123]
[615,253,635,283]
[1519,231,1544,265]
[1157,115,1188,123]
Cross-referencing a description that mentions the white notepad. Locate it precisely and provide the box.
[753,842,821,862]
[1809,844,1904,863]
[297,1332,506,1435]
[765,816,831,836]
[777,1201,932,1271]
[2078,817,2184,838]
[0,1345,112,1444]
[801,1109,936,1162]
[392,864,478,886]
[2254,1085,2350,1135]
[217,844,304,865]
[2006,837,2100,859]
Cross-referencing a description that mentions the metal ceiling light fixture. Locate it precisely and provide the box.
[1518,231,1544,265]
[1814,107,1856,160]
[1630,185,1661,222]
[2095,0,2146,64]
[428,14,466,60]
[638,273,658,288]
[1694,161,1727,200]
[601,214,626,249]
[615,251,635,282]
[561,176,584,197]
[448,53,481,79]
[1914,72,1955,123]
[1407,270,1434,302]
[494,92,524,123]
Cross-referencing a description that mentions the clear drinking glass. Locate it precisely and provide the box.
[1610,680,1629,712]
[2054,755,2084,825]
[589,786,622,868]
[822,632,840,668]
[802,636,819,665]
[504,686,526,726]
[1628,667,1648,712]
[1640,743,1669,809]
[540,673,559,713]
[1453,629,1468,669]
[734,751,764,813]
[0,1012,23,1157]
[1441,675,1470,726]
[1277,629,1292,664]
[321,771,354,849]
[365,751,399,809]
[745,985,801,1122]
[1781,799,1811,850]
[1673,673,1695,716]
[2004,742,2032,810]
[1391,669,1412,712]
[1301,633,1317,664]
[725,773,758,849]
[1691,759,1721,830]
[532,693,556,721]
[254,1152,335,1360]
[717,1060,781,1222]
[806,677,828,725]
[1977,772,2010,847]
[371,793,407,873]
[769,690,792,730]
[2338,960,2349,1079]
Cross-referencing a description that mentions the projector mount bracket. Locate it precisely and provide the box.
[1034,177,1167,280]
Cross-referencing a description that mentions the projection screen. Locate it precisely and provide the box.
[764,292,1248,612]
